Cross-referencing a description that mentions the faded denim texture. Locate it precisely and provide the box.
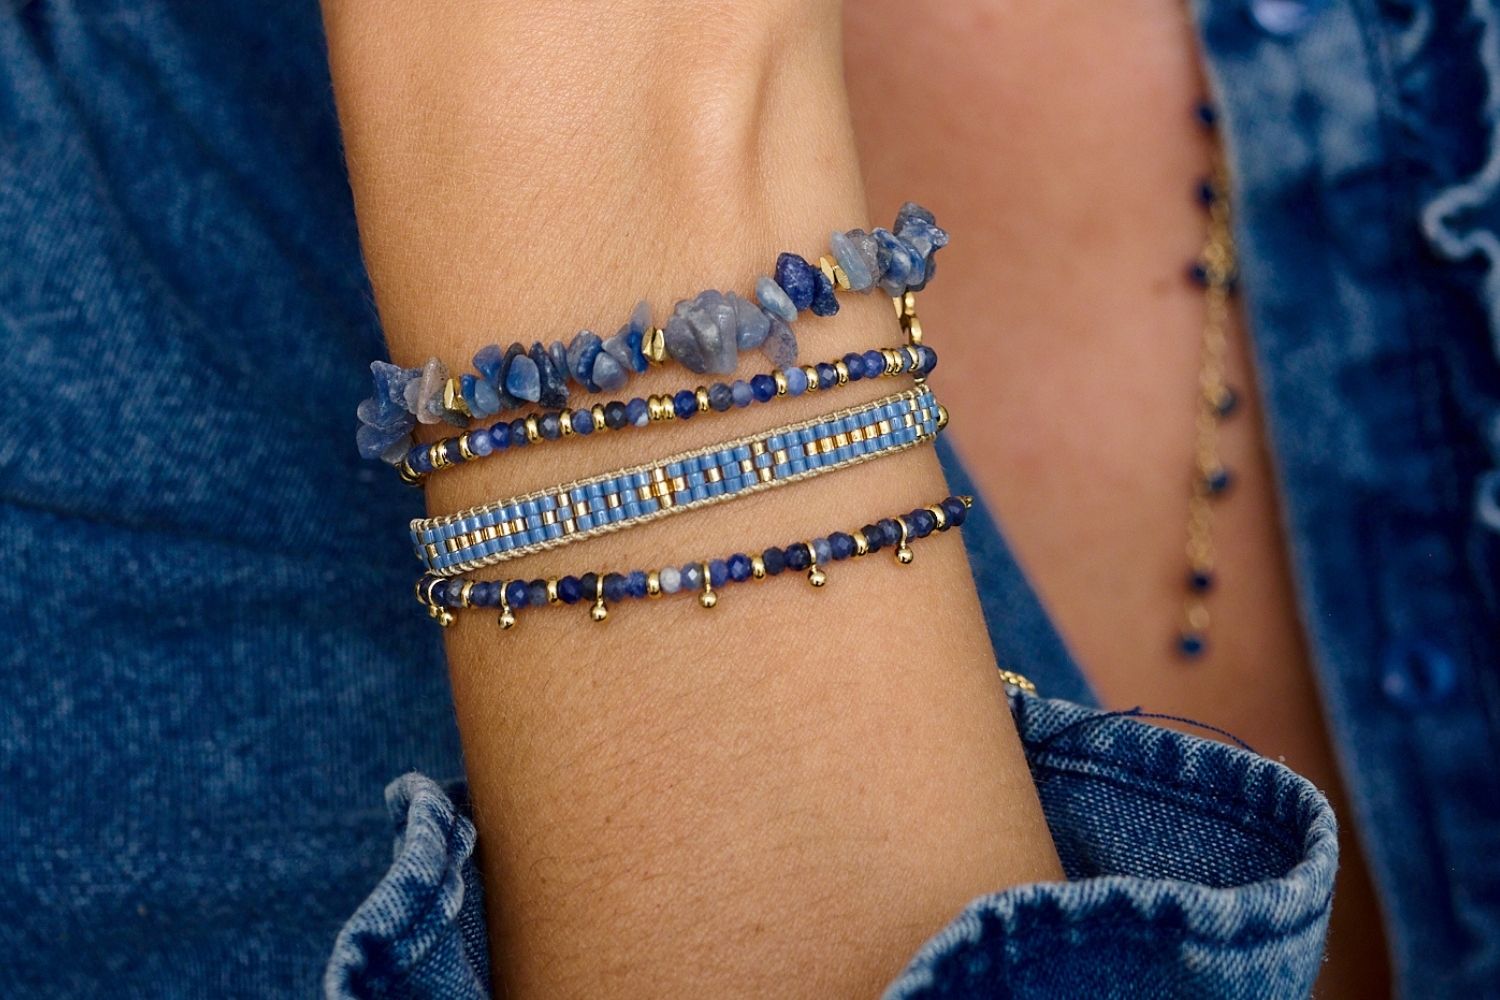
[1,0,1496,998]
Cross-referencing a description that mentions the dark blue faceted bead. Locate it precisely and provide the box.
[604,401,629,429]
[750,373,777,402]
[785,543,811,571]
[443,439,464,464]
[626,570,649,599]
[1177,631,1207,658]
[626,397,649,426]
[940,497,965,527]
[580,572,599,599]
[488,421,511,450]
[809,271,840,316]
[505,580,530,609]
[708,560,728,587]
[471,581,496,607]
[762,546,786,575]
[603,573,629,602]
[877,518,902,546]
[673,389,698,418]
[842,353,866,380]
[774,252,818,311]
[571,409,594,435]
[1189,569,1216,593]
[509,418,530,446]
[947,499,968,527]
[829,532,855,560]
[815,362,838,386]
[539,413,563,440]
[708,383,734,412]
[441,579,464,606]
[410,448,435,474]
[526,579,549,608]
[1204,467,1234,495]
[912,509,938,537]
[863,350,887,378]
[918,346,938,374]
[727,553,752,582]
[861,524,883,552]
[557,575,583,604]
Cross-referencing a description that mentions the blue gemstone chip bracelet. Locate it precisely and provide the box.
[354,203,949,468]
[416,495,973,628]
[410,385,946,576]
[399,343,938,481]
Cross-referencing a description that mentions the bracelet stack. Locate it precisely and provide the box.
[356,202,971,633]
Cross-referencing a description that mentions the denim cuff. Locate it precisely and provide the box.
[325,694,1335,999]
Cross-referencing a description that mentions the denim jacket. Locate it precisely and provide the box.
[0,1,1495,997]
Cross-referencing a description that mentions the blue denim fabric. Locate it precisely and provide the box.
[0,0,1495,997]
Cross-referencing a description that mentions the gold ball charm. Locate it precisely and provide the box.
[590,602,609,623]
[436,608,456,627]
[498,609,516,630]
[807,567,827,587]
[896,545,915,565]
[699,590,718,609]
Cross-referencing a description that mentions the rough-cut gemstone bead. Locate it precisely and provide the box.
[407,357,451,424]
[538,413,562,439]
[845,229,882,287]
[673,389,698,418]
[760,318,798,367]
[829,532,855,560]
[830,230,875,291]
[665,292,738,375]
[756,275,797,323]
[356,422,409,461]
[602,332,641,376]
[547,341,570,384]
[662,313,707,374]
[872,228,916,295]
[894,202,949,257]
[809,271,839,317]
[784,543,811,571]
[531,343,569,409]
[378,438,409,465]
[505,580,530,609]
[509,417,530,446]
[370,360,419,412]
[682,564,704,590]
[784,365,808,396]
[488,421,511,450]
[730,380,753,407]
[762,547,786,575]
[727,553,752,581]
[571,409,594,435]
[626,571,649,599]
[626,397,649,426]
[459,373,481,415]
[604,401,628,429]
[774,253,818,311]
[591,349,628,391]
[708,383,734,411]
[603,573,629,603]
[505,352,541,402]
[566,331,604,390]
[495,343,527,410]
[472,345,506,386]
[660,566,682,594]
[811,537,833,564]
[731,292,771,350]
[467,430,494,457]
[557,575,583,604]
[472,376,501,416]
[708,560,728,587]
[750,374,776,402]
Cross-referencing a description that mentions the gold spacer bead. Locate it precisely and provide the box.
[443,378,472,418]
[834,361,850,385]
[893,295,906,319]
[647,571,662,597]
[773,370,789,396]
[937,405,950,430]
[751,555,766,579]
[645,326,667,365]
[818,254,850,291]
[905,314,924,345]
[428,443,449,471]
[592,404,607,432]
[853,531,870,557]
[695,387,711,412]
[895,519,914,564]
[648,395,666,421]
[459,580,475,608]
[803,365,820,391]
[929,505,948,530]
[591,575,609,622]
[397,460,423,487]
[698,563,717,608]
[959,495,975,508]
[559,409,574,436]
[546,579,560,604]
[832,262,850,290]
[457,435,476,462]
[524,416,541,444]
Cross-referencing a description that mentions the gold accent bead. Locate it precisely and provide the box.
[590,575,609,622]
[803,365,820,391]
[699,562,718,608]
[429,443,449,471]
[459,580,475,608]
[648,395,667,421]
[397,461,423,487]
[806,544,827,587]
[929,504,948,530]
[853,531,869,557]
[498,607,516,629]
[996,668,1037,695]
[436,608,456,627]
[592,404,607,432]
[457,435,476,462]
[546,579,560,604]
[645,326,667,365]
[895,519,915,564]
[695,387,711,412]
[773,370,789,396]
[937,404,950,430]
[524,416,541,444]
[647,571,662,597]
[559,409,574,436]
[443,378,471,417]
[751,555,766,579]
[959,495,974,508]
[834,361,850,385]
[905,314,924,345]
[818,254,837,284]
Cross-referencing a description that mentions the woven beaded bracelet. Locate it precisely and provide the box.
[398,343,938,484]
[356,203,948,465]
[411,385,945,576]
[417,494,973,628]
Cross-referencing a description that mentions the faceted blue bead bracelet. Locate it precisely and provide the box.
[410,385,945,576]
[416,494,973,628]
[356,202,949,465]
[398,343,938,483]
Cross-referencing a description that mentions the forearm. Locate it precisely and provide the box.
[321,3,1061,995]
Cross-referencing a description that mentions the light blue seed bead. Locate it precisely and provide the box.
[660,566,682,594]
[755,275,797,323]
[731,380,753,407]
[784,366,807,396]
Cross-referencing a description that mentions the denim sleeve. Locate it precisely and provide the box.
[324,694,1336,999]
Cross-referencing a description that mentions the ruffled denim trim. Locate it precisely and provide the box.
[325,695,1335,999]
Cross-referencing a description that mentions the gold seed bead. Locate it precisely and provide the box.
[929,505,948,530]
[524,416,541,444]
[645,326,667,365]
[773,370,789,396]
[803,365,820,391]
[592,404,607,432]
[905,314,924,345]
[559,409,574,436]
[834,361,850,385]
[414,579,429,605]
[751,554,766,579]
[695,387,711,412]
[459,580,475,608]
[429,443,449,470]
[397,460,423,487]
[647,570,662,597]
[443,377,471,417]
[960,495,975,508]
[546,579,560,604]
[458,435,476,461]
[937,404,950,430]
[996,668,1037,695]
[853,531,870,557]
